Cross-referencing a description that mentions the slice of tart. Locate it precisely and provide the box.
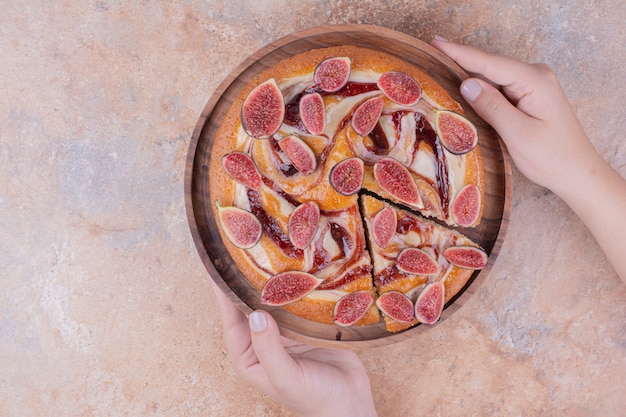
[361,195,487,332]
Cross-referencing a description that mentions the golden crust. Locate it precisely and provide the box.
[443,267,474,303]
[463,147,486,225]
[209,45,485,331]
[284,295,380,326]
[384,317,417,333]
[283,298,336,325]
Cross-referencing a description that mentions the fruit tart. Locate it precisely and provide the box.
[209,45,486,331]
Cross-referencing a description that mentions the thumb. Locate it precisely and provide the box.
[459,78,529,140]
[248,311,298,386]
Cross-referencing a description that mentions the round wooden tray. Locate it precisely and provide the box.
[184,24,511,348]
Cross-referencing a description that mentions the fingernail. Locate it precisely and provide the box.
[433,35,448,42]
[249,311,267,332]
[461,79,482,102]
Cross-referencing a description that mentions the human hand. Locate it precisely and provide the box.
[211,282,378,417]
[431,37,603,197]
[431,37,626,282]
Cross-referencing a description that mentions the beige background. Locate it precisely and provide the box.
[1,1,625,416]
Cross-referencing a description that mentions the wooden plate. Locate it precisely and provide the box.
[184,24,511,348]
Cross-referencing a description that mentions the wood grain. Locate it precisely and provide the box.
[184,24,511,348]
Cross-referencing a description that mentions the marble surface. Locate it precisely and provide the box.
[1,1,625,416]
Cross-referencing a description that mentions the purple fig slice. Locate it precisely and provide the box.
[313,57,351,92]
[261,271,323,306]
[288,201,320,249]
[373,157,423,207]
[414,282,445,325]
[443,246,488,270]
[300,93,326,135]
[451,184,481,227]
[396,248,439,275]
[376,291,415,323]
[372,207,397,248]
[329,157,364,196]
[333,290,374,327]
[221,151,262,190]
[351,96,384,136]
[278,135,317,175]
[377,71,422,106]
[215,201,262,249]
[434,110,478,155]
[241,78,285,139]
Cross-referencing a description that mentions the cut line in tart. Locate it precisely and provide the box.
[209,45,486,332]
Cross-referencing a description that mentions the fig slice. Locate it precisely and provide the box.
[241,78,285,139]
[414,282,445,325]
[376,291,415,323]
[215,201,262,249]
[377,71,422,106]
[313,56,351,92]
[278,135,317,175]
[329,157,364,196]
[372,207,397,248]
[288,201,320,249]
[333,290,374,327]
[451,184,481,227]
[221,151,262,190]
[443,246,488,270]
[373,157,423,207]
[351,96,384,136]
[261,271,323,306]
[299,93,326,135]
[434,110,478,154]
[396,248,439,275]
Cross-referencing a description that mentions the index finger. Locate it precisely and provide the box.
[210,280,253,360]
[431,39,537,103]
